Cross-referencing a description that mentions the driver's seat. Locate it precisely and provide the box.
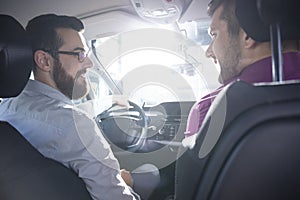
[0,14,92,200]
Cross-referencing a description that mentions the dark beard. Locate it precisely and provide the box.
[52,60,89,100]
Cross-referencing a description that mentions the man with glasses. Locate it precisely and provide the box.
[0,14,158,200]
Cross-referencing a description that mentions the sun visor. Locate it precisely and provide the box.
[178,0,211,23]
[82,11,157,40]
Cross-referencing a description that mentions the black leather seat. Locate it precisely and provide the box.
[175,80,300,200]
[0,14,92,200]
[174,0,300,199]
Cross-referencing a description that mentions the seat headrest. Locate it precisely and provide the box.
[236,0,300,42]
[0,15,32,98]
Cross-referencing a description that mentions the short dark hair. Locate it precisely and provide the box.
[207,0,240,37]
[26,14,84,69]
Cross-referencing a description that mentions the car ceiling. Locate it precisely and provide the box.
[0,0,210,26]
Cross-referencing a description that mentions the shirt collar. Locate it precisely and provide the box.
[224,52,300,85]
[26,79,72,105]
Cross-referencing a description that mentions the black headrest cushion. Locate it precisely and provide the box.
[0,15,32,98]
[236,0,300,42]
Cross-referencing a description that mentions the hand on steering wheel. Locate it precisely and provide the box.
[96,101,148,152]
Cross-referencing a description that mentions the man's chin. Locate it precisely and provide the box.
[218,70,234,84]
[218,75,225,84]
[72,82,89,100]
[72,90,89,100]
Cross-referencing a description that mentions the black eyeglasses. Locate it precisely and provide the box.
[44,49,90,63]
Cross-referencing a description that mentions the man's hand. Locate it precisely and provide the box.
[112,95,130,109]
[120,169,134,188]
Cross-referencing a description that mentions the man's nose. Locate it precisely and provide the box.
[205,43,217,63]
[205,43,213,58]
[84,56,93,69]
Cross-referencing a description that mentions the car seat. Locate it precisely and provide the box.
[0,14,92,200]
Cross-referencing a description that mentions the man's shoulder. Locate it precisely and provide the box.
[2,88,90,126]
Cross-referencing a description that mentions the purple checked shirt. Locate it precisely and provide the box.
[185,52,300,137]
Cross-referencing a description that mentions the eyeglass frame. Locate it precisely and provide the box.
[43,49,90,63]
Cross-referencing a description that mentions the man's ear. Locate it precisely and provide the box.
[34,50,52,72]
[241,29,256,49]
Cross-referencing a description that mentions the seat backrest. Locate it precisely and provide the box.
[0,15,32,97]
[0,14,92,200]
[198,84,300,200]
[175,81,300,200]
[0,122,92,200]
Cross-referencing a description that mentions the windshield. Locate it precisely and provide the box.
[86,20,220,108]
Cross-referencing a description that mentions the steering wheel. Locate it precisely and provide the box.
[95,101,148,152]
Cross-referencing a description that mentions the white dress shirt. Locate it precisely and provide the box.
[0,79,140,200]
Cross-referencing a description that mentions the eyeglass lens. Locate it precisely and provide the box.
[79,51,89,62]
